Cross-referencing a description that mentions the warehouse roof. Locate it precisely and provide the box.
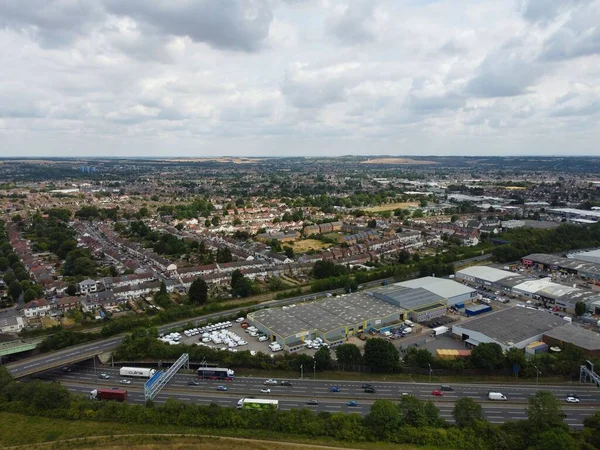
[513,278,556,294]
[372,285,444,310]
[523,253,600,277]
[396,276,476,299]
[249,293,404,339]
[544,324,600,351]
[454,307,564,347]
[457,266,513,282]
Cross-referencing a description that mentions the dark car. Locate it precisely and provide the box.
[330,386,340,392]
[61,366,73,372]
[364,387,376,393]
[441,385,454,392]
[361,383,373,389]
[281,381,293,386]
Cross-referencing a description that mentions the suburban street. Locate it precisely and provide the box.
[34,366,600,429]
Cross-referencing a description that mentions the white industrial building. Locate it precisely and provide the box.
[394,276,477,307]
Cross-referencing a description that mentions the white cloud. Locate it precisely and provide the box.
[1,0,599,156]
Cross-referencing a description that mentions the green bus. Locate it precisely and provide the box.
[237,398,279,410]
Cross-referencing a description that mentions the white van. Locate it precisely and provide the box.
[488,392,507,401]
[404,320,414,327]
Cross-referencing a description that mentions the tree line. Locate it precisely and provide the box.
[0,366,597,449]
[492,223,600,263]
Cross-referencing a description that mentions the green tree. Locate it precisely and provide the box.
[216,247,232,263]
[24,288,38,303]
[233,218,242,226]
[211,216,220,226]
[283,246,295,259]
[335,343,363,366]
[453,397,484,428]
[8,280,22,300]
[367,219,377,228]
[526,391,567,435]
[582,410,600,449]
[188,278,208,305]
[0,257,9,271]
[365,399,402,441]
[532,429,577,450]
[312,260,336,279]
[451,214,459,223]
[159,281,167,295]
[470,342,505,370]
[575,301,587,316]
[363,338,399,371]
[3,271,16,285]
[138,207,149,217]
[66,284,77,296]
[397,250,411,264]
[314,346,332,370]
[7,253,19,266]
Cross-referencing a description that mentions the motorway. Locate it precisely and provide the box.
[6,278,393,378]
[35,366,600,429]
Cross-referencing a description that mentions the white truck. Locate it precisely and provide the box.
[488,392,507,401]
[119,367,157,378]
[431,326,448,337]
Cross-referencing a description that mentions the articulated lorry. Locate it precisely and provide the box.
[119,367,157,378]
[237,398,279,410]
[90,388,127,402]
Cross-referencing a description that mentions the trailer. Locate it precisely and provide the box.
[236,398,279,410]
[90,388,127,402]
[119,367,157,378]
[431,326,449,337]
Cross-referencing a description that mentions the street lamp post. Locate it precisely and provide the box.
[300,364,304,380]
[533,365,540,385]
[428,364,432,383]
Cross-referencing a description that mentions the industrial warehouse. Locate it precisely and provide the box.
[451,307,567,351]
[248,276,477,350]
[455,265,600,314]
[248,293,405,350]
[521,253,600,282]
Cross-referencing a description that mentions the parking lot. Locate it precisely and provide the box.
[159,317,282,355]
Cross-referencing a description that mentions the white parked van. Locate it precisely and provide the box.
[404,320,414,327]
[488,392,507,401]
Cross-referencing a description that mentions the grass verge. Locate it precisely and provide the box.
[0,411,421,450]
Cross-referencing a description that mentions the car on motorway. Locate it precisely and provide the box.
[347,400,358,407]
[217,385,228,391]
[330,386,340,392]
[360,383,373,389]
[264,379,278,385]
[261,388,271,393]
[364,386,376,393]
[61,366,73,372]
[98,373,110,379]
[119,379,131,385]
[432,390,444,396]
[401,392,410,396]
[188,380,201,386]
[441,384,454,392]
[306,399,319,405]
[281,381,293,386]
[566,396,579,403]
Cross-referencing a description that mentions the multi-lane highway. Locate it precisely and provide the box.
[7,278,394,378]
[35,366,599,429]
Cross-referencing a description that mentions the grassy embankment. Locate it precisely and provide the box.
[0,411,421,450]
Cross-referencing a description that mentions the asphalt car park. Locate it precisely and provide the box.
[173,319,278,355]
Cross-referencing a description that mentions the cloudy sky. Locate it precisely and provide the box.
[1,0,599,157]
